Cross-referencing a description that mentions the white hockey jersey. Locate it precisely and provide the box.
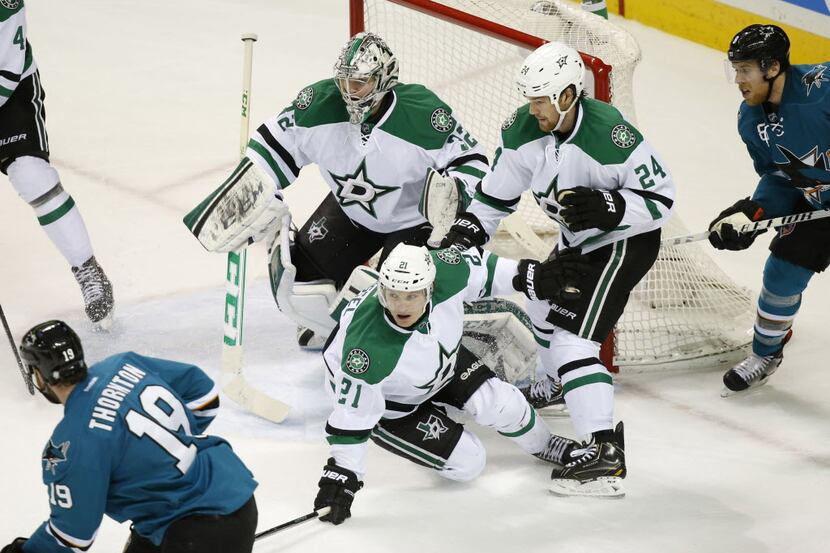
[469,98,675,253]
[322,247,518,477]
[245,79,489,234]
[0,0,36,110]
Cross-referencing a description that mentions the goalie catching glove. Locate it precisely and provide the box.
[183,158,289,252]
[512,248,591,302]
[440,212,488,250]
[559,187,625,232]
[314,458,363,525]
[708,197,765,251]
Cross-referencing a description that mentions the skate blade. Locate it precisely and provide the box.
[549,477,625,498]
[92,312,114,333]
[720,378,770,398]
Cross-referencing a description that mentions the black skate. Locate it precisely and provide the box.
[550,421,626,497]
[520,375,567,415]
[533,434,579,465]
[72,256,114,330]
[721,350,783,396]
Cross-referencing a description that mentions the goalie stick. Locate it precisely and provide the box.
[0,304,35,395]
[221,34,290,423]
[661,208,830,248]
[254,507,331,541]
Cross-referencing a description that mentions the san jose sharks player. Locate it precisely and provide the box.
[313,244,586,524]
[441,42,675,496]
[1,1,114,328]
[184,31,488,348]
[710,25,830,394]
[1,321,258,553]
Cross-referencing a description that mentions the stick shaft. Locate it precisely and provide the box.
[661,208,830,248]
[0,305,34,395]
[254,507,331,541]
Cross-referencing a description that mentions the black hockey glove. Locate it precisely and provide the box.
[512,249,592,302]
[314,458,363,525]
[1,538,27,553]
[439,212,488,250]
[708,198,766,251]
[559,187,626,232]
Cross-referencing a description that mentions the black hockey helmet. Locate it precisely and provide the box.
[728,24,790,74]
[19,320,87,390]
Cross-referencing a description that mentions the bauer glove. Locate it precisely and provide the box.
[314,458,363,525]
[512,249,591,302]
[708,198,765,251]
[440,212,488,250]
[559,187,626,232]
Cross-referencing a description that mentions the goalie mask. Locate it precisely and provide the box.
[334,32,399,125]
[378,244,436,327]
[516,42,585,123]
[19,320,87,403]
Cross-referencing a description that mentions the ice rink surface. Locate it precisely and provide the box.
[1,1,828,552]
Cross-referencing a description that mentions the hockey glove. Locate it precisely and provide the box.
[439,212,488,250]
[559,187,625,232]
[708,198,765,251]
[314,458,364,525]
[1,538,27,553]
[512,249,591,302]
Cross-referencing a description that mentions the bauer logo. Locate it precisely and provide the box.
[611,124,636,149]
[295,87,314,110]
[436,248,461,265]
[345,348,370,374]
[431,108,455,132]
[502,109,517,131]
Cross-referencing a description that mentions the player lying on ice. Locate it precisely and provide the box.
[311,243,605,525]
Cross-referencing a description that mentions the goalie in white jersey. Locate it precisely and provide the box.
[184,32,487,347]
[442,42,676,497]
[313,244,579,524]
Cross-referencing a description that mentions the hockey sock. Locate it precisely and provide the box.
[753,256,812,356]
[581,0,608,19]
[558,357,614,437]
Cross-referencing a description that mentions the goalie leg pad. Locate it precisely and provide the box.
[184,158,288,252]
[328,265,379,322]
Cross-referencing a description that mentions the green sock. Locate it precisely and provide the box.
[581,0,608,19]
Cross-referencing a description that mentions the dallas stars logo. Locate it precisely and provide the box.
[415,342,458,393]
[345,348,370,375]
[431,108,455,132]
[556,55,568,69]
[533,175,561,220]
[416,414,449,441]
[330,159,396,218]
[42,440,70,475]
[802,65,828,97]
[307,216,328,242]
[294,87,314,110]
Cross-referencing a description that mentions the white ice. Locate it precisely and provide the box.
[1,1,828,552]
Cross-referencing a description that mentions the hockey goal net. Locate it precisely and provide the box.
[351,0,754,370]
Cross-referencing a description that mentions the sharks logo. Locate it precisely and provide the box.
[416,414,449,441]
[775,144,830,204]
[42,440,70,475]
[802,65,828,97]
[307,217,328,242]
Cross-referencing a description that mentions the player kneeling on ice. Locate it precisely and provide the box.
[1,321,258,553]
[184,31,487,349]
[314,244,584,525]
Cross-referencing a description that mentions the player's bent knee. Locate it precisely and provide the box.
[464,378,527,429]
[548,329,601,370]
[6,156,61,205]
[440,430,486,482]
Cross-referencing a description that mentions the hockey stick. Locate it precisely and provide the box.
[220,33,290,423]
[0,304,35,395]
[661,208,830,248]
[254,507,331,541]
[501,212,551,260]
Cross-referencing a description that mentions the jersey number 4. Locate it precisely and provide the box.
[125,386,198,474]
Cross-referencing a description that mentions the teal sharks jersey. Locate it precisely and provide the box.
[23,352,257,552]
[739,62,830,216]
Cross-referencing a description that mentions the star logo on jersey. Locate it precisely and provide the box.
[307,216,328,242]
[345,348,370,375]
[42,440,70,475]
[415,342,459,393]
[416,414,449,441]
[431,108,455,132]
[775,145,829,192]
[533,176,560,220]
[802,65,828,97]
[294,87,314,110]
[330,159,397,218]
[436,248,461,265]
[0,0,20,9]
[502,109,518,130]
[611,124,636,148]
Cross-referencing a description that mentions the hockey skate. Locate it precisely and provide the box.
[520,375,568,415]
[533,433,579,465]
[549,421,626,498]
[721,350,783,397]
[72,256,114,331]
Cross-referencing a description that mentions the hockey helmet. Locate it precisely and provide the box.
[19,320,87,402]
[377,244,436,310]
[516,41,585,115]
[728,24,790,74]
[334,32,399,124]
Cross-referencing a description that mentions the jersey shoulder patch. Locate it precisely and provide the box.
[430,249,471,305]
[379,83,457,150]
[290,79,350,128]
[340,292,409,385]
[570,98,643,165]
[501,105,549,151]
[0,1,24,21]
